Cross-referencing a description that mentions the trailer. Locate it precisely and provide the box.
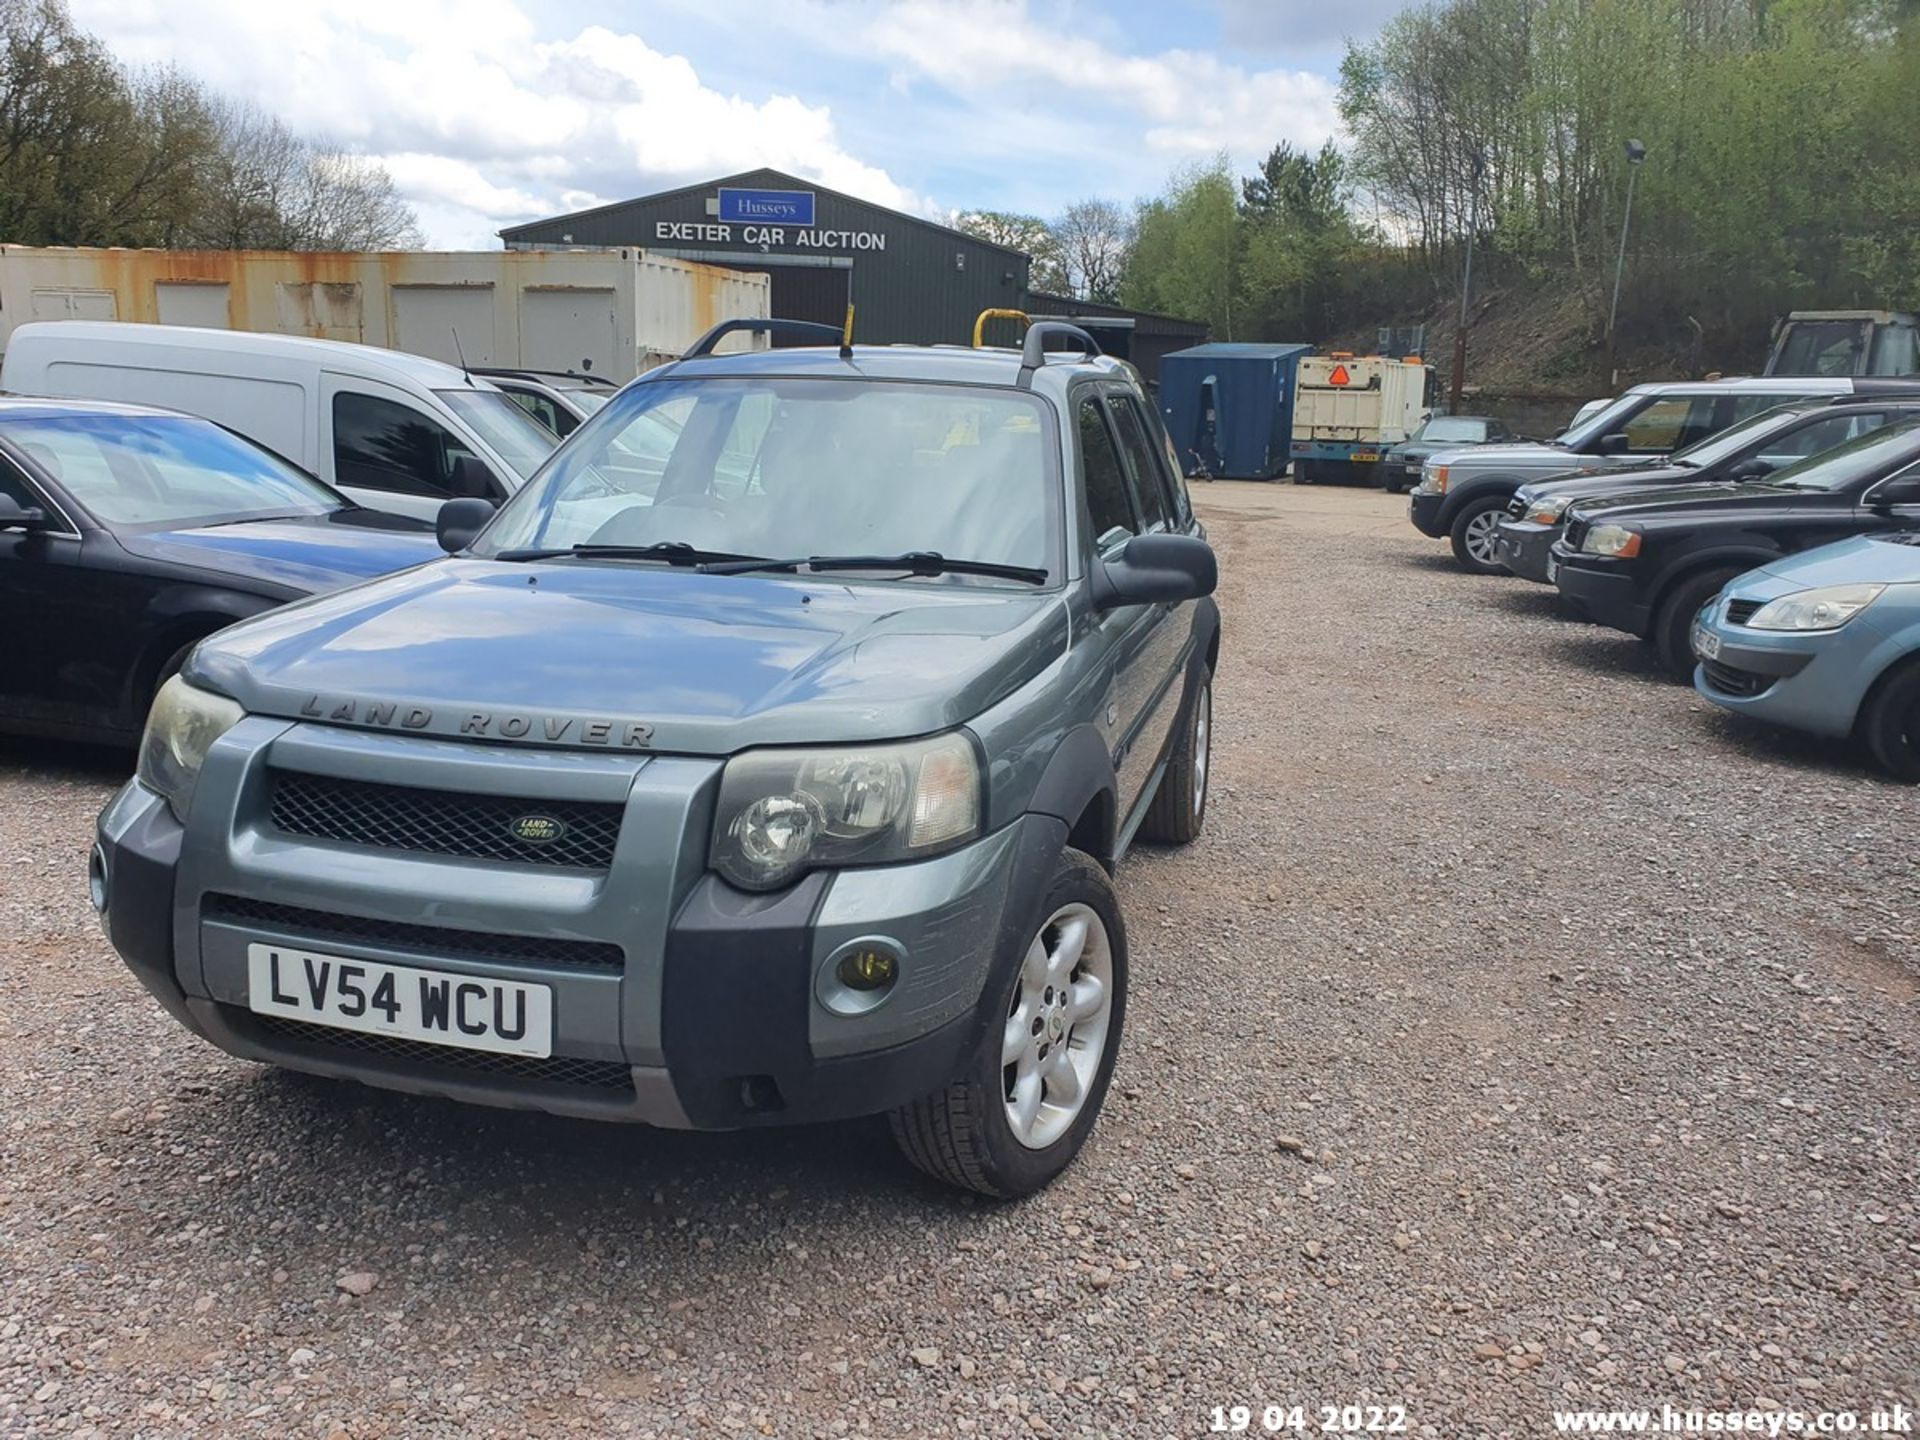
[1290,353,1433,484]
[0,245,770,383]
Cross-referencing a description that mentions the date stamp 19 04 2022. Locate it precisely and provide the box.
[1208,1403,1410,1434]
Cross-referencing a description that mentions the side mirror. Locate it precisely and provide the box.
[1596,432,1631,456]
[0,494,49,532]
[436,497,496,553]
[1726,457,1772,482]
[448,453,498,502]
[1092,532,1218,611]
[1867,474,1920,509]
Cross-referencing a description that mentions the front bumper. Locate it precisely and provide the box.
[1409,490,1447,537]
[94,720,1056,1131]
[1689,594,1882,739]
[1494,519,1560,585]
[1551,547,1651,635]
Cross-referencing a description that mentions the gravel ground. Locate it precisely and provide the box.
[3,482,1916,1440]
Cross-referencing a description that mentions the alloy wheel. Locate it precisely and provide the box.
[1002,903,1114,1150]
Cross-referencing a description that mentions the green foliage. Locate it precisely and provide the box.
[1336,0,1920,353]
[1121,159,1245,338]
[0,0,420,250]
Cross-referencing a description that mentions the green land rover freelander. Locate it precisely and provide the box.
[92,319,1223,1197]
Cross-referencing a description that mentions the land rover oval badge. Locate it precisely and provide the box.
[509,814,567,845]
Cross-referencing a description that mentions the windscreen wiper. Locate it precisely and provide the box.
[492,540,768,565]
[697,550,1049,584]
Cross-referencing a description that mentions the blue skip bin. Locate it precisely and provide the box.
[1159,342,1311,480]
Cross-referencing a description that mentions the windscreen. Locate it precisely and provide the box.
[1419,417,1487,443]
[436,389,561,480]
[1557,392,1655,450]
[1770,320,1869,377]
[1,412,339,527]
[475,377,1059,582]
[1763,414,1920,491]
[1666,405,1802,468]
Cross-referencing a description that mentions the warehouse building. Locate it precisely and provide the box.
[500,167,1205,383]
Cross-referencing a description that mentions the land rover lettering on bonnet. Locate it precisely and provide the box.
[92,314,1222,1199]
[294,695,655,748]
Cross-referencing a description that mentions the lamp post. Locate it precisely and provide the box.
[1447,149,1485,414]
[1605,138,1647,387]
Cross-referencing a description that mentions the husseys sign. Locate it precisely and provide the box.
[653,186,889,252]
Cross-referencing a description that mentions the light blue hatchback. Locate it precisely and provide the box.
[1692,532,1920,779]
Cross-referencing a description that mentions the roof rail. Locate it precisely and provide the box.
[1017,322,1102,388]
[683,318,849,359]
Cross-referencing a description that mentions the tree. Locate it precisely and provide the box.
[0,0,421,251]
[1053,198,1133,302]
[953,209,1068,291]
[1121,159,1243,339]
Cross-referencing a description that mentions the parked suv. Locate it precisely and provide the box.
[91,319,1221,1199]
[1408,377,1910,574]
[1551,416,1920,676]
[1495,397,1920,584]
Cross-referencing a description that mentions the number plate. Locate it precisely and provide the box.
[1693,625,1722,662]
[1352,451,1380,463]
[1546,555,1559,584]
[247,945,553,1057]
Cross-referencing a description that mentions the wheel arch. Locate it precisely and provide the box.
[123,588,281,724]
[1028,722,1119,872]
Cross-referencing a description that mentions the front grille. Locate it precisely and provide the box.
[1702,659,1773,698]
[203,894,623,973]
[270,772,623,870]
[1563,517,1589,551]
[1507,495,1529,520]
[243,1011,635,1092]
[1726,598,1762,626]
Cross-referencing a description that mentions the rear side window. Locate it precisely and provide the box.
[1769,411,1886,462]
[1107,395,1172,531]
[333,392,474,499]
[1621,397,1700,452]
[1078,398,1136,548]
[505,388,573,437]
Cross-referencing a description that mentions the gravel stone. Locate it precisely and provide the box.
[1,484,1914,1437]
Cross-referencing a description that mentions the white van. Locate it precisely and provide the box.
[0,322,560,521]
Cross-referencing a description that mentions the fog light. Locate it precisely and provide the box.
[837,946,897,991]
[816,936,905,1017]
[88,843,109,914]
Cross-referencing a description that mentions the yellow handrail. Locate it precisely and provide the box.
[973,308,1031,348]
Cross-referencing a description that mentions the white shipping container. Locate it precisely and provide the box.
[0,246,770,382]
[1293,355,1430,446]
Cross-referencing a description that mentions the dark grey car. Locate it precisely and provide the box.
[92,319,1221,1198]
[1380,414,1513,494]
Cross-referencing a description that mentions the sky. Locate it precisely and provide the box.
[70,0,1408,249]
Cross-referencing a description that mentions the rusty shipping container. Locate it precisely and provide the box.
[0,246,771,382]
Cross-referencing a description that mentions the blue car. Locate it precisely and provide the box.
[1692,532,1920,779]
[0,398,440,745]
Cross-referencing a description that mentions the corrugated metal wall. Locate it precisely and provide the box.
[501,169,1031,347]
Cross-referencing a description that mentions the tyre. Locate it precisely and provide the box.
[1138,669,1211,844]
[1652,568,1740,681]
[1858,657,1920,782]
[1448,495,1509,574]
[890,849,1127,1198]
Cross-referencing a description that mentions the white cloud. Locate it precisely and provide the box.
[862,0,1342,163]
[69,0,917,246]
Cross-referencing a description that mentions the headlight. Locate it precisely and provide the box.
[1524,496,1572,524]
[1580,523,1642,558]
[136,676,245,823]
[1746,583,1886,631]
[710,732,981,891]
[1417,463,1450,494]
